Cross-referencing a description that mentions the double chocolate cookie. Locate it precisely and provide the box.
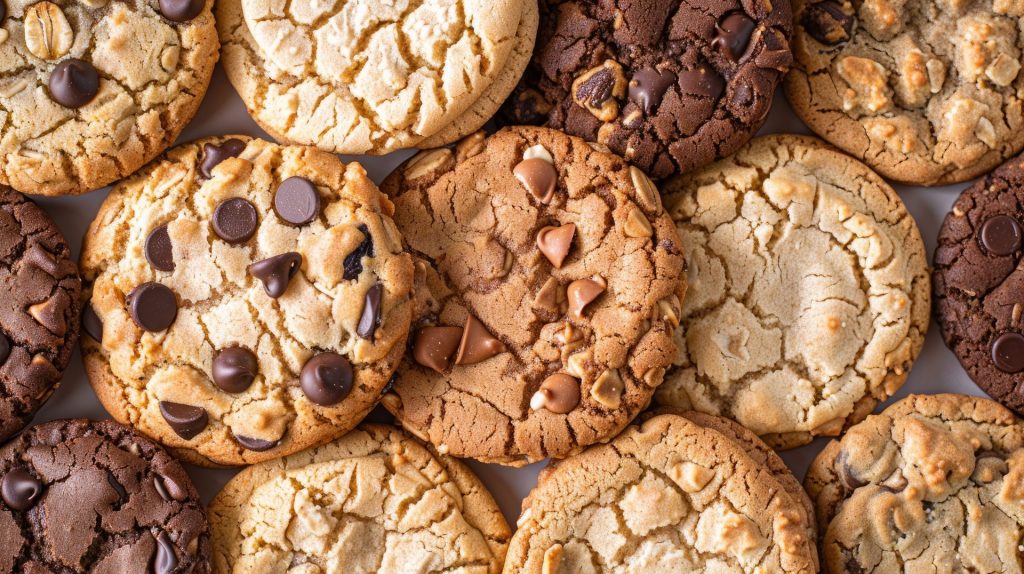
[0,419,210,573]
[501,0,793,179]
[0,186,81,443]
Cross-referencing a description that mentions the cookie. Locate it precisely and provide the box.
[0,186,81,443]
[806,394,1024,573]
[208,423,510,573]
[0,0,218,196]
[505,412,817,573]
[0,419,210,573]
[79,136,415,467]
[500,0,794,180]
[786,0,1024,186]
[218,0,525,155]
[379,126,686,465]
[656,135,930,449]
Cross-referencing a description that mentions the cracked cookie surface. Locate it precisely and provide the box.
[80,136,415,467]
[0,186,81,443]
[504,412,817,573]
[208,423,510,574]
[0,419,210,573]
[806,394,1024,574]
[218,0,524,155]
[0,0,218,196]
[499,0,793,180]
[786,0,1024,186]
[380,126,686,465]
[656,135,930,449]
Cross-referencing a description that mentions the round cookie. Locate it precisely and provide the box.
[79,136,415,467]
[505,412,817,573]
[380,126,686,465]
[0,186,81,443]
[500,0,794,180]
[218,0,524,155]
[0,419,210,573]
[656,135,930,449]
[786,0,1024,186]
[805,394,1024,573]
[0,0,218,196]
[208,423,510,573]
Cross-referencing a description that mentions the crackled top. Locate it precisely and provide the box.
[505,412,817,573]
[0,0,218,195]
[208,424,510,574]
[657,135,930,449]
[218,0,522,155]
[786,0,1024,186]
[79,136,414,467]
[806,394,1024,574]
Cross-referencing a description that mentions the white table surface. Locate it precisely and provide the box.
[24,64,984,527]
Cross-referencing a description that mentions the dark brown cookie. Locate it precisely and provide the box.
[500,0,793,180]
[0,186,81,443]
[935,155,1024,414]
[0,419,210,573]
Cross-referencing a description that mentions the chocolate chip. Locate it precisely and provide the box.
[514,158,558,204]
[300,352,353,406]
[536,223,575,268]
[106,470,127,501]
[48,58,99,108]
[233,434,278,451]
[628,68,677,114]
[979,215,1022,256]
[455,315,506,365]
[412,326,463,373]
[273,177,321,226]
[713,11,756,62]
[0,331,9,365]
[153,530,178,574]
[82,302,103,342]
[153,474,187,502]
[145,224,175,272]
[679,65,725,99]
[212,198,258,244]
[343,225,373,281]
[158,0,203,22]
[992,332,1024,373]
[802,0,855,46]
[1,467,44,511]
[200,139,245,178]
[835,450,866,491]
[567,276,606,320]
[381,372,398,396]
[249,252,302,298]
[159,401,208,440]
[357,283,383,340]
[530,373,580,414]
[212,346,258,393]
[128,282,178,332]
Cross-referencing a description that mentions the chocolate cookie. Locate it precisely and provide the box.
[380,126,686,465]
[0,186,81,443]
[500,0,794,180]
[934,154,1024,414]
[0,419,210,573]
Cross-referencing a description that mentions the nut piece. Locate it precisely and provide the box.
[24,2,74,60]
[837,56,892,115]
[629,166,661,211]
[541,544,563,574]
[591,369,624,408]
[623,206,653,238]
[404,148,452,181]
[571,60,628,122]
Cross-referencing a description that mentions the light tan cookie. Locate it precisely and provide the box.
[505,412,817,573]
[806,394,1024,573]
[218,0,524,155]
[786,0,1024,186]
[656,135,930,449]
[380,126,686,466]
[208,423,510,574]
[0,0,218,196]
[79,136,415,467]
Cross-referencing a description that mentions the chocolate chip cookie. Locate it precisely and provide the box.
[505,412,817,573]
[0,419,210,573]
[0,0,218,195]
[806,394,1024,573]
[656,135,931,449]
[786,0,1024,186]
[0,186,81,443]
[208,424,510,573]
[500,0,794,180]
[79,136,415,467]
[380,126,686,465]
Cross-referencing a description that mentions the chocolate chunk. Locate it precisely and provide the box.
[835,450,866,491]
[530,373,580,414]
[628,68,677,114]
[455,315,506,365]
[159,401,208,440]
[1,467,44,511]
[412,326,463,373]
[145,224,175,272]
[802,1,854,46]
[158,0,203,22]
[212,198,258,244]
[248,252,302,298]
[48,58,99,108]
[300,352,353,406]
[0,331,8,365]
[536,223,575,268]
[82,302,103,342]
[128,282,178,332]
[713,11,756,62]
[567,276,607,319]
[273,177,321,226]
[514,158,558,204]
[200,139,246,178]
[979,215,1022,256]
[153,474,187,502]
[153,530,178,574]
[233,434,278,451]
[105,470,127,501]
[343,224,373,281]
[992,332,1024,373]
[356,283,383,340]
[212,347,258,393]
[679,65,725,99]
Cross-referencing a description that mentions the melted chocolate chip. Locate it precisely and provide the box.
[979,215,1022,256]
[82,302,103,342]
[233,434,278,451]
[356,283,383,340]
[106,470,127,501]
[300,352,353,406]
[575,67,618,109]
[159,401,208,440]
[1,467,44,511]
[343,225,373,281]
[802,0,855,46]
[153,530,179,574]
[992,332,1024,373]
[0,331,8,366]
[212,198,258,244]
[713,11,756,62]
[48,59,99,109]
[381,372,398,396]
[0,1,5,23]
[212,346,258,393]
[679,65,725,99]
[200,139,246,178]
[128,282,178,332]
[248,252,302,298]
[273,177,321,226]
[145,224,175,272]
[158,0,203,22]
[628,68,677,114]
